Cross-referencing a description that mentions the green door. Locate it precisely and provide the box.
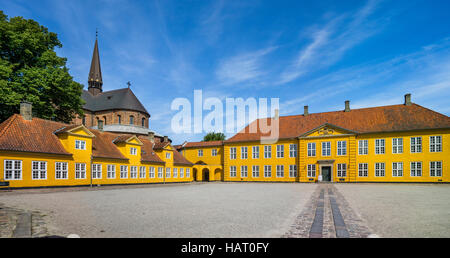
[322,167,331,182]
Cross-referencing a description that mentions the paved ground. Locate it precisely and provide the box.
[0,182,449,238]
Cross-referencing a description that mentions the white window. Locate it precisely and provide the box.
[358,140,368,155]
[375,139,385,154]
[276,145,284,158]
[32,161,47,180]
[392,162,403,177]
[120,165,128,179]
[107,165,116,179]
[289,165,297,178]
[241,166,248,177]
[4,160,22,180]
[55,162,68,179]
[264,146,272,159]
[307,143,316,157]
[337,141,347,156]
[375,163,385,177]
[252,165,259,178]
[264,165,272,178]
[276,165,284,178]
[158,167,163,178]
[289,144,298,158]
[430,136,442,152]
[130,166,138,178]
[337,163,347,177]
[322,142,331,156]
[241,147,248,159]
[75,140,86,150]
[358,163,368,177]
[307,164,316,178]
[179,168,184,178]
[140,166,146,178]
[166,152,171,159]
[230,147,237,160]
[166,168,171,178]
[252,146,260,159]
[411,137,422,153]
[230,166,237,177]
[430,161,442,177]
[392,138,403,154]
[186,168,191,178]
[92,164,102,179]
[198,149,203,157]
[212,149,218,156]
[130,147,137,155]
[75,163,86,179]
[173,168,178,178]
[410,162,422,177]
[149,167,155,178]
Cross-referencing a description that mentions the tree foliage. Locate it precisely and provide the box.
[203,132,226,142]
[0,10,84,123]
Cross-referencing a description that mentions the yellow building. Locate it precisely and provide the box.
[0,103,193,189]
[179,95,450,183]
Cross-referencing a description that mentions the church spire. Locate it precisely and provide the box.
[88,31,103,95]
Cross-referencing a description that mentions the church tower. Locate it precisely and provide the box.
[88,34,103,95]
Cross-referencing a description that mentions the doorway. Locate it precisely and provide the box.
[321,166,332,182]
[202,168,210,182]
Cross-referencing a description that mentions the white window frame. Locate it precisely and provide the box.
[32,161,47,180]
[55,162,68,180]
[139,166,146,179]
[186,168,191,178]
[130,147,138,155]
[166,152,171,159]
[198,149,203,157]
[358,163,368,177]
[120,165,128,179]
[430,136,442,153]
[92,163,102,179]
[289,165,297,178]
[337,163,347,178]
[158,167,163,178]
[392,138,403,154]
[264,165,272,178]
[392,162,403,177]
[276,145,284,158]
[430,161,442,177]
[212,149,218,156]
[252,146,260,159]
[173,167,178,178]
[337,141,347,156]
[375,139,385,155]
[264,146,272,159]
[130,166,138,178]
[375,163,385,177]
[307,143,316,157]
[410,162,422,177]
[241,166,248,178]
[410,137,422,153]
[230,147,237,160]
[252,165,259,178]
[358,140,368,155]
[4,160,22,180]
[307,164,316,178]
[289,144,298,158]
[166,167,171,178]
[230,166,237,177]
[149,167,155,178]
[241,147,248,159]
[276,165,284,178]
[75,163,86,179]
[75,140,86,150]
[107,164,116,179]
[179,168,184,178]
[322,142,331,157]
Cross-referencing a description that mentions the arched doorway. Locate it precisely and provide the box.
[214,168,223,181]
[202,168,210,182]
[193,168,198,181]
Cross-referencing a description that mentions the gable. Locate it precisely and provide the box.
[300,123,357,138]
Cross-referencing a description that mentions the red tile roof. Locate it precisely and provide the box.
[91,130,128,160]
[183,141,224,148]
[172,149,193,166]
[138,136,165,164]
[226,104,450,143]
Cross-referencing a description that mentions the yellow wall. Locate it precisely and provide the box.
[183,146,224,181]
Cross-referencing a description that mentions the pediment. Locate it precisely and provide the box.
[300,123,357,138]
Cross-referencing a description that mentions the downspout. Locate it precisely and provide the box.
[90,154,93,188]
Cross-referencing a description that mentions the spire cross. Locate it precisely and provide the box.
[127,81,131,88]
[96,28,98,39]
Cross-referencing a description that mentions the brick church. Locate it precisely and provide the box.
[72,37,162,139]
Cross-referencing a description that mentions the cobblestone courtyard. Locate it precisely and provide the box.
[0,183,449,238]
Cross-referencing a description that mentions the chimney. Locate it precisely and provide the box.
[304,106,309,116]
[404,93,412,106]
[345,100,350,112]
[163,136,169,143]
[274,109,279,120]
[98,120,104,131]
[148,132,155,143]
[20,101,32,120]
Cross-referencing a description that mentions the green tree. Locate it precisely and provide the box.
[203,132,226,142]
[0,11,84,123]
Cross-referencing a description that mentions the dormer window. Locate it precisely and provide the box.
[75,140,86,150]
[130,147,137,155]
[166,152,171,159]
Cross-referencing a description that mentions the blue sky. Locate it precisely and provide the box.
[2,0,450,144]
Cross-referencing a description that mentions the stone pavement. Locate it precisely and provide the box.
[283,184,373,238]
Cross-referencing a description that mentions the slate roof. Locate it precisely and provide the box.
[226,103,450,143]
[82,87,149,116]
